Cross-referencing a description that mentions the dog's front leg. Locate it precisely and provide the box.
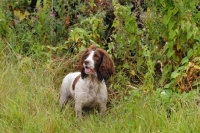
[99,102,106,115]
[75,104,82,118]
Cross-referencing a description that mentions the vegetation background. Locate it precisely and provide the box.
[0,0,200,132]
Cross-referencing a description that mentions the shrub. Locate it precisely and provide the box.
[108,0,200,92]
[0,0,200,93]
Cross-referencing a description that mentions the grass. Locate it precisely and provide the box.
[0,58,200,133]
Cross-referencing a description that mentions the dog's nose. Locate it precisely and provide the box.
[84,60,89,65]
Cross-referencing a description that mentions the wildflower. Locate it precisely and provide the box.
[50,13,54,17]
[77,15,80,18]
[161,91,167,96]
[102,11,105,15]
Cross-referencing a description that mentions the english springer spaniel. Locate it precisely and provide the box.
[59,45,115,118]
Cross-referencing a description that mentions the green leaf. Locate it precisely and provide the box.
[82,40,86,45]
[167,49,175,58]
[79,45,86,52]
[185,22,191,32]
[163,14,171,26]
[36,0,42,8]
[181,57,189,65]
[168,20,176,30]
[123,62,129,69]
[27,0,31,5]
[176,42,181,50]
[163,44,169,53]
[195,12,200,19]
[171,71,179,78]
[169,30,176,40]
[180,20,185,31]
[187,31,193,40]
[164,82,173,89]
[46,45,57,51]
[171,7,178,15]
[137,57,144,67]
[187,49,193,58]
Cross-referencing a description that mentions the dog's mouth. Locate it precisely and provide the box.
[84,66,95,74]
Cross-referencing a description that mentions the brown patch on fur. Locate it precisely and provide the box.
[72,74,81,90]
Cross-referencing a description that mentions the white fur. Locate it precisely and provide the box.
[83,51,95,69]
[59,72,80,106]
[59,72,107,118]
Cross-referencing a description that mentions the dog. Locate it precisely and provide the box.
[59,45,115,118]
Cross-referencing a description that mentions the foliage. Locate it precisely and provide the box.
[0,0,200,102]
[0,11,11,38]
[107,0,200,92]
[1,0,67,61]
[146,0,200,91]
[66,13,107,52]
[109,2,156,92]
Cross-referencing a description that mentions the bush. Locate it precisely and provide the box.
[108,1,200,92]
[0,0,200,94]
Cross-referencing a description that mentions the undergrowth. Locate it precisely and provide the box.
[0,50,200,132]
[0,0,200,132]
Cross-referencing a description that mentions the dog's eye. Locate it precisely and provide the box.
[94,53,101,60]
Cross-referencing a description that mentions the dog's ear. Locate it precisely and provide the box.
[78,49,88,79]
[80,66,87,79]
[97,50,115,82]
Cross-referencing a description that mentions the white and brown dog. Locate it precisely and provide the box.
[59,45,115,118]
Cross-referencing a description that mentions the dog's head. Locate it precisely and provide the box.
[78,45,115,82]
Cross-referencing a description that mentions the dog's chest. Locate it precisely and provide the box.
[81,81,104,106]
[86,88,100,107]
[86,81,100,97]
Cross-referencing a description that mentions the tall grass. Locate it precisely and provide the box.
[0,56,200,133]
